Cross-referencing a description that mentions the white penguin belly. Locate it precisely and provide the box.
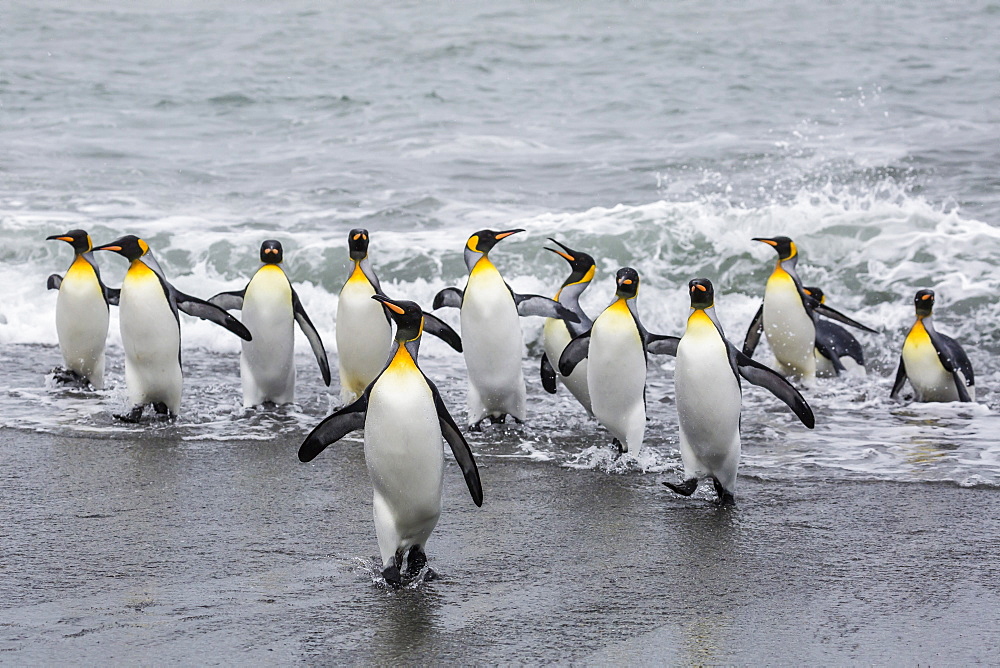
[365,361,444,562]
[902,326,963,402]
[119,265,182,411]
[56,260,109,388]
[543,317,591,413]
[588,303,646,450]
[675,317,741,486]
[241,267,295,405]
[762,274,816,377]
[337,273,391,402]
[461,265,525,416]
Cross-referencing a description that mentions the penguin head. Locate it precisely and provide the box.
[260,240,283,264]
[688,278,714,309]
[546,238,596,287]
[466,229,523,256]
[914,289,935,317]
[615,267,640,299]
[372,295,423,342]
[753,236,797,261]
[348,229,370,261]
[93,235,150,261]
[47,229,93,254]
[803,286,826,304]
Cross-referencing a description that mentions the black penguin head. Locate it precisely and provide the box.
[914,289,935,317]
[753,236,797,261]
[348,229,370,261]
[260,240,283,264]
[803,286,826,304]
[47,229,93,254]
[466,229,523,256]
[615,267,640,299]
[546,238,596,287]
[93,235,150,261]
[688,278,714,309]
[372,295,423,342]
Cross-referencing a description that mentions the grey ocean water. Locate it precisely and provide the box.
[2,0,1000,662]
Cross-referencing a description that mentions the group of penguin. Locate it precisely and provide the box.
[47,227,976,587]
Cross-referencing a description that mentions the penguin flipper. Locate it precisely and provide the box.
[813,334,846,374]
[933,332,975,391]
[208,289,246,311]
[558,331,591,376]
[513,293,580,323]
[433,287,464,309]
[646,333,681,356]
[734,350,815,428]
[814,303,878,334]
[298,394,368,462]
[742,304,764,356]
[292,289,332,386]
[540,352,557,394]
[889,357,908,400]
[429,380,483,507]
[105,286,121,307]
[816,319,864,368]
[422,312,463,352]
[47,274,63,290]
[173,290,253,341]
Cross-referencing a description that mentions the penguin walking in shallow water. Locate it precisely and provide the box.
[336,229,461,404]
[94,235,251,421]
[46,229,119,389]
[434,229,578,428]
[802,286,867,377]
[299,295,483,588]
[663,279,815,505]
[559,268,679,455]
[891,289,975,403]
[743,236,875,381]
[209,240,330,407]
[540,239,595,414]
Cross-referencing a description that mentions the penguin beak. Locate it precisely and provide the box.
[47,235,75,242]
[371,294,405,315]
[545,238,576,262]
[494,229,524,241]
[752,238,779,247]
[93,243,122,253]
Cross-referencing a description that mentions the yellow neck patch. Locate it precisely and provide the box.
[904,318,934,353]
[346,261,369,286]
[686,308,717,334]
[470,254,496,278]
[387,344,419,375]
[65,255,96,281]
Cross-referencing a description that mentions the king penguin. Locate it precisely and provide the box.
[209,240,331,407]
[336,229,462,404]
[559,268,679,455]
[540,238,596,414]
[743,236,875,381]
[434,229,578,429]
[802,286,867,377]
[298,295,483,588]
[46,229,119,389]
[890,289,975,403]
[94,235,252,421]
[663,279,815,505]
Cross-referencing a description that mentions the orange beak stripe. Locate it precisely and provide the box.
[695,284,707,291]
[384,302,405,315]
[921,294,932,300]
[103,246,122,252]
[56,236,74,242]
[759,239,778,247]
[495,231,518,240]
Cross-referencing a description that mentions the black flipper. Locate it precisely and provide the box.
[932,331,975,400]
[889,356,908,400]
[646,334,681,356]
[422,312,463,352]
[173,290,253,341]
[734,350,815,428]
[558,331,591,376]
[664,478,698,496]
[815,319,864,369]
[513,293,580,323]
[814,303,878,334]
[47,274,62,290]
[292,289,332,386]
[298,394,368,462]
[105,286,121,306]
[540,352,558,394]
[433,287,464,309]
[813,333,847,374]
[208,289,246,311]
[742,304,764,356]
[429,379,483,506]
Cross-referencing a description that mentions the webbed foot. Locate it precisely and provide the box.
[663,478,699,496]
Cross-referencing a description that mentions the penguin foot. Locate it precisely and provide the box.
[404,546,427,577]
[51,367,91,388]
[151,402,176,421]
[488,414,505,425]
[612,438,625,454]
[663,478,699,497]
[468,420,485,432]
[114,405,144,423]
[712,478,736,506]
[381,564,402,589]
